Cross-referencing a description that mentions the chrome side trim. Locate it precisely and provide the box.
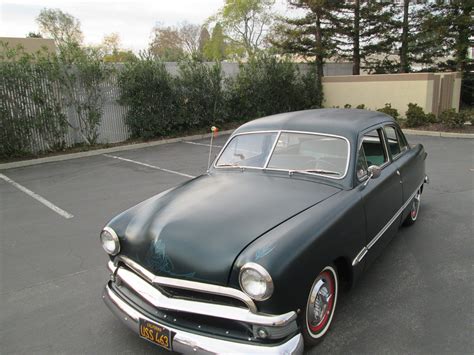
[113,266,297,327]
[213,130,351,180]
[113,255,258,313]
[352,181,423,266]
[103,285,304,354]
[351,247,368,266]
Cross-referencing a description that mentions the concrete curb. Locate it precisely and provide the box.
[0,129,235,170]
[403,129,474,139]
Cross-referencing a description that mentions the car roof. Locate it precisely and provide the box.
[233,109,395,140]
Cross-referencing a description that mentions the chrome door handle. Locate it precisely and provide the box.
[396,170,402,183]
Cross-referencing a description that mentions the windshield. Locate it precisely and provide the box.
[215,131,349,178]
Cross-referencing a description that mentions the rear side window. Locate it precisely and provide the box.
[384,126,405,157]
[397,128,409,151]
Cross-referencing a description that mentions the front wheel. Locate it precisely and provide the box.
[404,187,422,226]
[302,265,338,347]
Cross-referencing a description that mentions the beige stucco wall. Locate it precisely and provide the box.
[451,74,462,112]
[0,37,56,59]
[322,72,461,116]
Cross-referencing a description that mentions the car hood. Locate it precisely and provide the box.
[108,172,340,285]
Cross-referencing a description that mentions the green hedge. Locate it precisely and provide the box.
[118,58,178,139]
[176,60,226,129]
[0,43,111,159]
[0,46,67,159]
[1,51,323,158]
[118,55,323,139]
[226,55,322,122]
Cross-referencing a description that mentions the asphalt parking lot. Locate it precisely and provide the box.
[0,134,472,354]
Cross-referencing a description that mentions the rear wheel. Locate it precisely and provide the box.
[302,265,338,347]
[404,187,421,226]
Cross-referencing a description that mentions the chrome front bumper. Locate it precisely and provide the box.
[103,257,303,354]
[103,284,303,354]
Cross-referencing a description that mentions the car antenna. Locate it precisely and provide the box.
[208,126,218,169]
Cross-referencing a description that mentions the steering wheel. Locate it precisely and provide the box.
[315,159,339,171]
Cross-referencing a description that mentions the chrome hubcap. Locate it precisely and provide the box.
[312,285,330,324]
[309,279,332,327]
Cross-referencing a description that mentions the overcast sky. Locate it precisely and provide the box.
[0,0,293,52]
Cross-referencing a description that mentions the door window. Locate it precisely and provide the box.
[356,145,369,180]
[361,129,388,167]
[384,126,403,157]
[357,129,388,181]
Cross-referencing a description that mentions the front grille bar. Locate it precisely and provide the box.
[111,264,297,327]
[111,255,258,312]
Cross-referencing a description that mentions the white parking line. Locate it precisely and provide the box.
[0,173,74,219]
[103,154,196,179]
[183,141,223,148]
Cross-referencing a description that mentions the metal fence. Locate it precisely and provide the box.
[65,73,131,146]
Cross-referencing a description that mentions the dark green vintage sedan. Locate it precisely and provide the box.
[100,109,428,354]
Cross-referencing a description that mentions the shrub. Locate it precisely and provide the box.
[439,109,468,129]
[59,45,111,145]
[405,103,430,127]
[175,60,226,129]
[356,104,366,109]
[425,112,437,124]
[0,43,68,159]
[118,56,178,139]
[377,103,399,121]
[296,65,324,110]
[462,109,474,124]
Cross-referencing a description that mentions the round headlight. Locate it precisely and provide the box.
[239,262,274,301]
[100,227,120,255]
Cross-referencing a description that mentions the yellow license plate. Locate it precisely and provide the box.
[139,318,173,350]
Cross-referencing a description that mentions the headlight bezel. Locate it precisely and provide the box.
[239,262,274,301]
[100,226,120,255]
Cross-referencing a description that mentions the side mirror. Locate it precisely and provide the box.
[367,165,382,179]
[363,165,382,187]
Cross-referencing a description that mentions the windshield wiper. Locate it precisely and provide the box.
[216,163,241,168]
[288,169,340,176]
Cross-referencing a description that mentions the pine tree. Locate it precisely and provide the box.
[270,0,342,78]
[422,0,473,106]
[198,27,211,58]
[332,0,398,74]
[204,23,226,61]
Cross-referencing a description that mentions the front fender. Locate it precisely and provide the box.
[229,188,366,315]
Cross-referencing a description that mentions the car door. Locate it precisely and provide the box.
[356,127,403,267]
